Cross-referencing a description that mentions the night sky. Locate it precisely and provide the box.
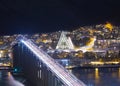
[0,0,120,35]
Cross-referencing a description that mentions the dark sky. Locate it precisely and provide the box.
[0,0,120,35]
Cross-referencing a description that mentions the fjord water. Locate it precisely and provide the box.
[71,68,120,86]
[0,70,25,86]
[1,68,120,86]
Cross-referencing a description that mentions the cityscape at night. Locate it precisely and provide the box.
[0,0,120,86]
[0,22,120,86]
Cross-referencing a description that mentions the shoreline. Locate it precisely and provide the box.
[66,64,120,69]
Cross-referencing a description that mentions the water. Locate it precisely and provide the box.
[0,70,25,86]
[70,67,120,86]
[1,68,120,86]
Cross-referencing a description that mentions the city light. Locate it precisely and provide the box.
[105,22,113,31]
[90,61,104,65]
[75,36,96,52]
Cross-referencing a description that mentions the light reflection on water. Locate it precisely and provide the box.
[70,67,120,86]
[94,68,100,85]
[0,71,24,86]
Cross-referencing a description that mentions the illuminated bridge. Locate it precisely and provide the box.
[12,36,86,86]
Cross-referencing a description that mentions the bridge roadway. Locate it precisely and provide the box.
[20,37,86,86]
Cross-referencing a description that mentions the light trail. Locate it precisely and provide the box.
[75,36,96,52]
[21,37,86,86]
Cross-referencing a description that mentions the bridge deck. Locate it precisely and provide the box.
[21,37,86,86]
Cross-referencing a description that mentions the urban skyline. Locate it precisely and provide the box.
[0,0,120,86]
[0,23,120,86]
[0,23,120,65]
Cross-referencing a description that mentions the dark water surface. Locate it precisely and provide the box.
[1,68,120,86]
[0,70,25,86]
[71,67,120,86]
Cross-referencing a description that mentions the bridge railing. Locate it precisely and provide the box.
[27,39,83,84]
[20,36,86,86]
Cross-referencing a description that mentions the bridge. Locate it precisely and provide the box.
[12,36,86,86]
